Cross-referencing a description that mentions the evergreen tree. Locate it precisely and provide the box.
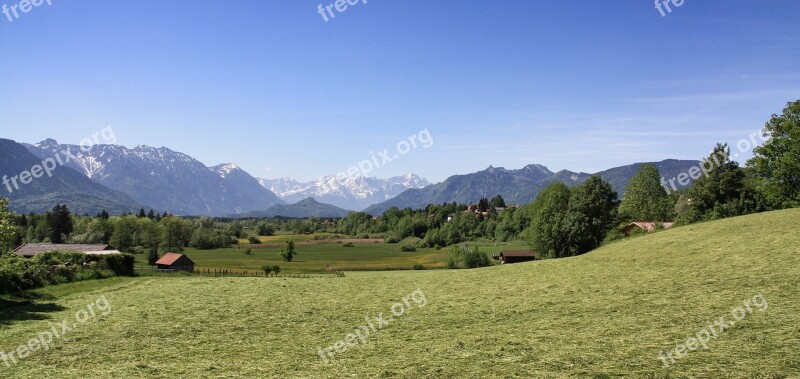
[47,204,74,243]
[680,144,759,222]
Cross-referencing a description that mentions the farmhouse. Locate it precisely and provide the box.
[497,250,536,264]
[12,243,121,258]
[155,253,196,272]
[620,221,675,236]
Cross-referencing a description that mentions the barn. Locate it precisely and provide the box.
[498,250,536,264]
[154,253,196,272]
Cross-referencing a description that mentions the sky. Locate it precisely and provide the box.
[1,0,798,183]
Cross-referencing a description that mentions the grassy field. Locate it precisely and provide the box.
[1,209,799,377]
[134,240,528,273]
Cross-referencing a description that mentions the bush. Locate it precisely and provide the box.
[248,236,261,244]
[398,237,422,252]
[412,264,424,270]
[0,251,135,295]
[447,245,491,269]
[244,248,252,255]
[399,244,417,252]
[342,242,354,247]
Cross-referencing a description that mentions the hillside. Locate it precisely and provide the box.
[236,197,351,218]
[0,139,144,214]
[364,159,699,215]
[24,140,284,216]
[1,209,798,377]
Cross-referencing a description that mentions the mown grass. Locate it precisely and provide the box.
[1,209,798,378]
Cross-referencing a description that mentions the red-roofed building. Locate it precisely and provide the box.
[154,253,196,272]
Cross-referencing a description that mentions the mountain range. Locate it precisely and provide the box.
[363,159,700,215]
[1,137,701,218]
[258,174,429,211]
[24,139,284,216]
[0,138,143,214]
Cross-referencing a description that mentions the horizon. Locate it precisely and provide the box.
[2,1,799,183]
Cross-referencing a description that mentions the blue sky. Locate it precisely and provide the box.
[1,1,798,183]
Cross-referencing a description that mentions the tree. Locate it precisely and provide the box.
[281,240,296,262]
[490,195,506,208]
[0,198,15,254]
[160,217,191,252]
[525,182,572,259]
[271,265,281,276]
[262,265,273,277]
[47,204,73,243]
[568,176,618,253]
[747,99,800,208]
[618,164,673,221]
[679,144,759,222]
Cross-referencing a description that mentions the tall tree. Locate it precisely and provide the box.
[568,176,618,253]
[525,182,572,259]
[47,204,74,243]
[747,99,800,208]
[618,164,673,221]
[680,144,759,222]
[0,198,15,254]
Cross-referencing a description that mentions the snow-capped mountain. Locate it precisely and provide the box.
[258,174,430,211]
[24,139,283,216]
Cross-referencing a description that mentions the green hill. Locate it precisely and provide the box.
[1,209,798,377]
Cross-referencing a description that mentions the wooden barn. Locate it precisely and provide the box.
[154,253,196,272]
[498,250,536,264]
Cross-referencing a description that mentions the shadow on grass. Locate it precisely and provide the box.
[0,292,65,326]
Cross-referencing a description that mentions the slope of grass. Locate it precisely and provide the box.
[1,209,798,378]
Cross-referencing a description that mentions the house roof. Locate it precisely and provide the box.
[12,243,113,257]
[155,253,194,266]
[500,250,536,258]
[624,222,675,233]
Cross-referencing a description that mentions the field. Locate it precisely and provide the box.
[134,239,528,274]
[1,209,799,377]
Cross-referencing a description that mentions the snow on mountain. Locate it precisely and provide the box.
[24,140,283,216]
[258,174,430,211]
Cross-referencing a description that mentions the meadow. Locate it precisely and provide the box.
[135,238,529,274]
[1,209,798,377]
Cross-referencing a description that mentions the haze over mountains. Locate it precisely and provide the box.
[0,138,700,217]
[259,174,429,211]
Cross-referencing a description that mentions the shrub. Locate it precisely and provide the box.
[244,248,252,255]
[248,236,261,244]
[412,264,424,270]
[399,244,417,252]
[342,242,354,247]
